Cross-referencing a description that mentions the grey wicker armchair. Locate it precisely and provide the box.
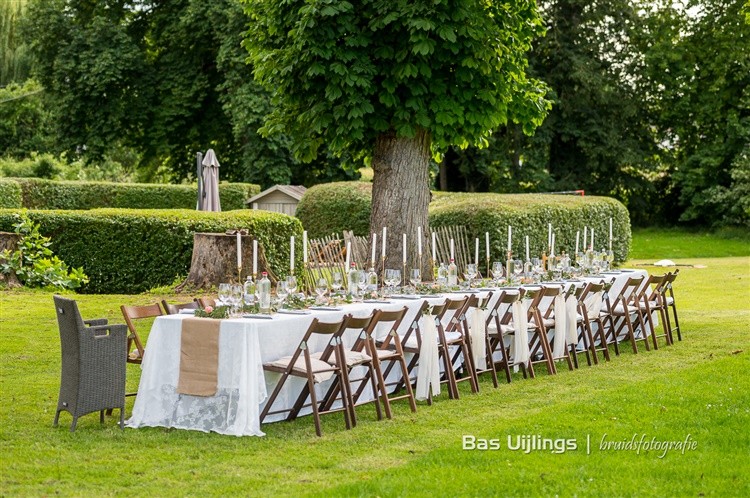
[53,295,127,431]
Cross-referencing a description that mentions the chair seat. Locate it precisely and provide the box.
[666,297,674,306]
[265,356,336,383]
[488,323,515,335]
[638,300,661,310]
[611,304,639,316]
[404,330,462,349]
[374,349,400,360]
[313,349,372,368]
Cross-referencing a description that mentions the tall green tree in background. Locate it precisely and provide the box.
[0,0,31,86]
[243,0,550,270]
[22,0,358,186]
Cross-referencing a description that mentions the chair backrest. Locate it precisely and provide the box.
[663,270,679,298]
[487,290,522,328]
[439,296,470,333]
[295,316,348,366]
[53,295,86,336]
[196,297,216,308]
[536,285,563,319]
[161,300,200,315]
[616,275,645,306]
[120,303,164,362]
[639,274,667,302]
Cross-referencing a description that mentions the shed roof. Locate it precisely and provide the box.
[246,185,307,205]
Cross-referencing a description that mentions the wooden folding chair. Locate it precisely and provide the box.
[486,289,524,383]
[465,293,499,388]
[609,275,650,353]
[120,303,164,366]
[161,300,200,315]
[435,296,479,399]
[317,313,383,424]
[636,273,671,348]
[260,317,353,437]
[662,270,682,342]
[596,277,621,356]
[346,307,418,419]
[572,282,610,367]
[528,285,572,374]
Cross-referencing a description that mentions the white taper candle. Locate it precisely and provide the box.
[252,239,257,275]
[525,235,530,261]
[290,236,295,271]
[609,218,613,251]
[450,238,455,260]
[575,231,580,255]
[417,226,422,256]
[236,232,242,269]
[345,240,351,269]
[485,232,490,259]
[432,232,437,262]
[402,233,407,263]
[303,230,308,264]
[508,225,512,252]
[382,227,387,259]
[475,238,479,266]
[371,233,376,264]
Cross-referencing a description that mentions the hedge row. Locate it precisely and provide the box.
[296,182,631,262]
[0,179,23,208]
[0,209,302,294]
[0,178,260,210]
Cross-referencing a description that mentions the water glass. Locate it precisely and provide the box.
[315,278,328,304]
[218,283,231,307]
[276,280,289,308]
[466,264,477,287]
[286,275,298,297]
[331,271,343,294]
[409,268,421,291]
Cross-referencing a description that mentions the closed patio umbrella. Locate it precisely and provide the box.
[201,149,221,212]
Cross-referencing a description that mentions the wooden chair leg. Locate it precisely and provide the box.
[307,375,323,436]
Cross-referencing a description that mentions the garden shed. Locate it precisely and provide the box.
[246,185,306,216]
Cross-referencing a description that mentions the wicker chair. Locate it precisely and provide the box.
[53,295,127,431]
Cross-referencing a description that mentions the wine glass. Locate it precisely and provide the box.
[392,269,401,291]
[286,275,298,297]
[315,278,328,305]
[331,271,343,295]
[218,283,231,307]
[410,268,421,294]
[276,280,289,308]
[491,261,504,284]
[357,270,368,299]
[465,264,477,288]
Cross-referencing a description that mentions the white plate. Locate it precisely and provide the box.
[242,314,273,320]
[276,309,310,315]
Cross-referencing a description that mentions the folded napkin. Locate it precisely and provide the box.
[470,308,488,370]
[177,317,220,397]
[415,315,441,401]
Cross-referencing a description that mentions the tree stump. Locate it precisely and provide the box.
[175,233,277,292]
[0,232,21,287]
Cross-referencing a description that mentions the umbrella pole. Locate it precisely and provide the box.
[196,151,204,211]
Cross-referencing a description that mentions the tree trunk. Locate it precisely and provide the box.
[0,232,21,287]
[370,128,433,280]
[175,233,276,292]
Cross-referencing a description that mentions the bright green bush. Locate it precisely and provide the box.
[2,178,260,210]
[295,181,372,237]
[0,208,302,294]
[295,182,631,261]
[430,192,631,262]
[0,179,22,208]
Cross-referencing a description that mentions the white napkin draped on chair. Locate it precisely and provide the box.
[511,300,530,367]
[552,294,568,358]
[415,315,441,401]
[470,308,488,370]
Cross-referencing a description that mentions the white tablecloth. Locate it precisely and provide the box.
[126,270,647,437]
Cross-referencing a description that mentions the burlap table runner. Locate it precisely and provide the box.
[176,317,220,396]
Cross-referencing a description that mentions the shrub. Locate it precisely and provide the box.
[295,181,372,237]
[0,178,260,210]
[0,179,22,208]
[430,192,631,263]
[0,208,302,294]
[295,182,631,261]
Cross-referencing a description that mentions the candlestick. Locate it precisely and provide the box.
[609,218,613,251]
[475,238,479,266]
[303,230,308,264]
[507,225,512,252]
[417,226,422,256]
[450,238,455,260]
[575,231,580,255]
[525,235,530,262]
[548,223,552,251]
[402,233,407,264]
[290,236,295,272]
[236,231,242,269]
[252,239,258,277]
[432,231,437,263]
[583,227,588,251]
[382,227,387,259]
[371,232,377,266]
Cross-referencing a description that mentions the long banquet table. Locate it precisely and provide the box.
[126,269,647,436]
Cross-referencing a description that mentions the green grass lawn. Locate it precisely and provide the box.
[1,234,749,496]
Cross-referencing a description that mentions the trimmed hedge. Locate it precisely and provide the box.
[0,208,302,294]
[295,182,631,262]
[1,178,260,210]
[295,181,372,237]
[0,179,23,208]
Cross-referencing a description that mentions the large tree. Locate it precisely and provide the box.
[244,0,550,270]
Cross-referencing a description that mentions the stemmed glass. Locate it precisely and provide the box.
[491,261,504,285]
[286,275,298,298]
[218,283,231,307]
[392,269,402,293]
[409,268,421,294]
[513,259,523,282]
[276,280,289,309]
[465,264,477,289]
[357,270,368,300]
[315,277,328,305]
[331,271,343,296]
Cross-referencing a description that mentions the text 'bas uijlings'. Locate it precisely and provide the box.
[463,435,578,454]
